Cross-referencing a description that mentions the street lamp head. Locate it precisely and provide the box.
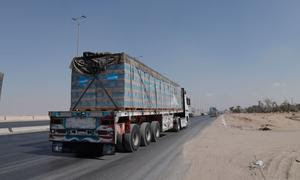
[72,15,87,22]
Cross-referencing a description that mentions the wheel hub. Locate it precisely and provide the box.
[133,132,139,146]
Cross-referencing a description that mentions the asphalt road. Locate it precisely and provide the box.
[0,121,49,128]
[0,116,214,180]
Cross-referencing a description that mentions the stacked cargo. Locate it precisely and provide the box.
[71,53,182,111]
[0,72,3,100]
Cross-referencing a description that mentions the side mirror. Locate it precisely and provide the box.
[187,98,191,105]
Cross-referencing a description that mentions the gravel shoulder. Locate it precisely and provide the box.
[183,113,300,180]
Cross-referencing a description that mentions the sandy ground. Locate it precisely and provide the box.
[183,113,300,180]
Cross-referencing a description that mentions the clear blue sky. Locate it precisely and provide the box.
[0,0,300,115]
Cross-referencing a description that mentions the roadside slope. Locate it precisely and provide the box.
[183,114,300,180]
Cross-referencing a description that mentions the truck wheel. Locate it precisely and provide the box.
[116,133,125,152]
[179,118,183,129]
[173,118,180,132]
[124,124,140,152]
[150,121,160,142]
[184,117,189,128]
[140,122,151,146]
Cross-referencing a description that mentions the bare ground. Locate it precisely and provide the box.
[183,113,300,180]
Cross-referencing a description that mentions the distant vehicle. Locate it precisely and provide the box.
[187,97,193,117]
[209,107,218,117]
[49,52,191,155]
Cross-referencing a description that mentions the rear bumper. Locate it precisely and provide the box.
[49,134,113,144]
[49,110,116,144]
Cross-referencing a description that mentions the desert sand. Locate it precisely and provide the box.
[183,113,300,180]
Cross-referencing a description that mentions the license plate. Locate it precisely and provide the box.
[65,117,96,129]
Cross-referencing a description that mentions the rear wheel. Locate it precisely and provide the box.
[150,121,160,142]
[183,117,189,128]
[140,122,151,146]
[116,132,125,152]
[173,118,181,132]
[124,124,140,152]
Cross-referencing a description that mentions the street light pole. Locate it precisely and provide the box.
[72,15,87,56]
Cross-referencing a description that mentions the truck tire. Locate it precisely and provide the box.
[116,133,125,152]
[124,124,140,152]
[184,117,189,128]
[140,122,151,146]
[150,121,160,142]
[173,118,180,132]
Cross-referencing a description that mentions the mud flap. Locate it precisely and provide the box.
[102,144,115,155]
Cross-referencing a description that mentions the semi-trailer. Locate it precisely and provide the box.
[49,52,191,155]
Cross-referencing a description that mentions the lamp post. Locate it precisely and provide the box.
[0,72,3,101]
[72,15,87,56]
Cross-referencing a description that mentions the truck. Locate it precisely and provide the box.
[209,107,218,117]
[49,52,190,155]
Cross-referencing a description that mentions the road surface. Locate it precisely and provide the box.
[0,116,214,180]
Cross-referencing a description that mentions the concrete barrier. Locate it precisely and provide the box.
[0,125,49,135]
[0,115,50,122]
[0,128,10,135]
[33,115,50,120]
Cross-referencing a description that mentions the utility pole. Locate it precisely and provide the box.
[72,15,87,56]
[0,72,3,101]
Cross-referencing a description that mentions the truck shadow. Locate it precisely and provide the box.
[20,141,107,160]
[20,133,169,160]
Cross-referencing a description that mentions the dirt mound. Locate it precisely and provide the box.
[226,113,300,131]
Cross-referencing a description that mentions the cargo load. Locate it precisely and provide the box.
[71,52,182,111]
[49,52,191,155]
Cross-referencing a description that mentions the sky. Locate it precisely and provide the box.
[0,0,300,115]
